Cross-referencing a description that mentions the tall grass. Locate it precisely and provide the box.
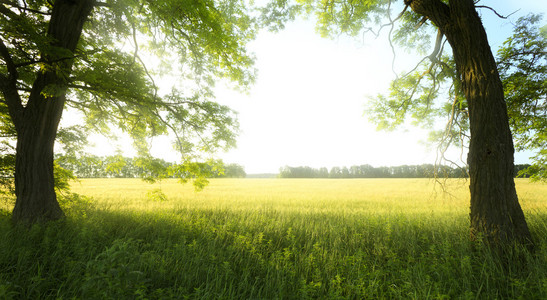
[1,178,546,299]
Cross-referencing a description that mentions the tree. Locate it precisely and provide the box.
[222,163,246,178]
[296,0,535,246]
[318,167,329,178]
[370,14,547,182]
[0,0,257,224]
[329,166,341,178]
[497,15,547,181]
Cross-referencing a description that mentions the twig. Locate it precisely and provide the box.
[475,5,518,19]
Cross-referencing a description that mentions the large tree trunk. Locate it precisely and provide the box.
[449,3,533,247]
[408,0,533,246]
[9,0,94,224]
[11,78,66,223]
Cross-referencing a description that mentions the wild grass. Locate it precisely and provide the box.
[0,178,546,299]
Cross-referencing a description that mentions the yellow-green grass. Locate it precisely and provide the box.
[68,178,546,226]
[1,178,546,299]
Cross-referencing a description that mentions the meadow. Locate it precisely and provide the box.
[1,178,546,299]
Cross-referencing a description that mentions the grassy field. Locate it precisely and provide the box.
[1,178,546,299]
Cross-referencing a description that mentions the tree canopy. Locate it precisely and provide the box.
[365,13,547,180]
[290,1,546,182]
[0,0,264,222]
[498,15,547,181]
[0,0,261,193]
[294,0,537,245]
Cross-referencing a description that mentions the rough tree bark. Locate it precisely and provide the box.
[7,0,95,223]
[407,0,533,246]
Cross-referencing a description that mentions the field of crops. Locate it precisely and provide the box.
[1,178,546,298]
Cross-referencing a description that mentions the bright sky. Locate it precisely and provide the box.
[83,1,547,174]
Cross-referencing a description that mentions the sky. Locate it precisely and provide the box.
[83,1,547,174]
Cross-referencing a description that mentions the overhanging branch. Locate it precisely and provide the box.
[0,38,23,118]
[361,1,409,38]
[475,5,518,20]
[0,39,18,81]
[0,0,51,15]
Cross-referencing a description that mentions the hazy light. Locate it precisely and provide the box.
[75,2,544,174]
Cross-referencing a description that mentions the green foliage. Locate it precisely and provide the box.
[53,161,76,192]
[0,178,546,298]
[296,0,390,38]
[279,163,476,178]
[1,0,262,193]
[57,192,95,218]
[392,9,434,56]
[56,126,89,157]
[259,0,302,32]
[295,2,545,179]
[81,238,150,298]
[0,143,14,196]
[366,55,458,132]
[217,163,247,178]
[104,154,127,176]
[134,156,168,183]
[66,0,250,160]
[497,14,547,181]
[0,101,15,138]
[146,188,168,202]
[294,0,470,163]
[55,153,245,186]
[366,13,546,179]
[169,159,224,191]
[1,123,88,196]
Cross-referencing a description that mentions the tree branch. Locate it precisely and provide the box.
[406,0,450,30]
[0,0,51,15]
[0,38,18,81]
[386,0,400,77]
[0,37,23,118]
[429,28,443,62]
[360,2,409,38]
[415,16,428,30]
[475,5,518,20]
[13,54,79,69]
[130,21,159,100]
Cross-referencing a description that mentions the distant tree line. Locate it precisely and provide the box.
[278,164,533,179]
[55,155,246,179]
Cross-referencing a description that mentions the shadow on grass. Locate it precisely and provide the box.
[0,200,546,299]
